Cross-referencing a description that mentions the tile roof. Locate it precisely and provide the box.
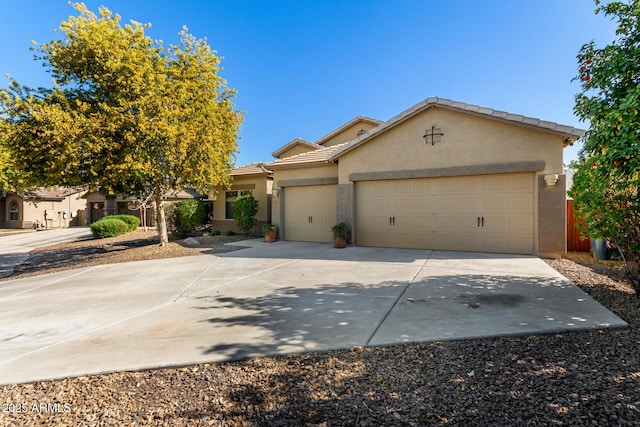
[271,138,321,158]
[264,142,347,169]
[329,97,586,161]
[164,188,207,199]
[25,187,84,200]
[231,162,273,176]
[315,115,383,146]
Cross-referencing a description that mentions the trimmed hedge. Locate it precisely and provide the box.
[108,214,140,232]
[90,218,129,239]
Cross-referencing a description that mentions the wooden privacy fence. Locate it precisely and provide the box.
[567,200,591,252]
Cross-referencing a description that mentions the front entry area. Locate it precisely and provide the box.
[283,184,337,242]
[355,173,535,254]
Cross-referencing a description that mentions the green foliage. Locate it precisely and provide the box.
[108,214,140,232]
[211,229,221,236]
[262,223,275,235]
[225,230,236,236]
[0,3,242,245]
[232,194,259,236]
[90,217,129,239]
[164,199,207,237]
[331,222,350,242]
[571,0,640,291]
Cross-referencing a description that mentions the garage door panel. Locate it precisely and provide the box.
[508,235,534,253]
[434,194,483,213]
[434,214,479,233]
[356,173,535,254]
[432,232,482,252]
[509,194,534,210]
[509,174,535,190]
[435,176,483,193]
[284,185,336,243]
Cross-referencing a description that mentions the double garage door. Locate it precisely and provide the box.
[355,173,535,254]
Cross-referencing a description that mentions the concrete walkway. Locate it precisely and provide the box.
[0,227,93,278]
[0,240,627,385]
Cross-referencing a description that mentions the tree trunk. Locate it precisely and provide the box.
[154,186,169,246]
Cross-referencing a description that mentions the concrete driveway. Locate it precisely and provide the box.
[0,240,626,385]
[0,227,93,277]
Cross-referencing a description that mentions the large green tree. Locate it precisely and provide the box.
[571,0,640,291]
[0,3,242,245]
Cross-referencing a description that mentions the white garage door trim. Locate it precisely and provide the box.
[355,173,535,254]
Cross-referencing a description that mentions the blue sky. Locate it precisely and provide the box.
[0,1,618,167]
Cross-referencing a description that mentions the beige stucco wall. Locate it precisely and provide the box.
[211,174,271,233]
[272,164,338,187]
[277,144,317,159]
[320,120,379,147]
[337,107,565,184]
[3,195,24,228]
[4,193,87,229]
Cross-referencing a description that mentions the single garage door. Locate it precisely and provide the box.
[284,185,337,242]
[355,173,534,254]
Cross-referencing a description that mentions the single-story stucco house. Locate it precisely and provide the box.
[264,97,585,257]
[83,188,211,229]
[210,162,273,233]
[0,187,87,229]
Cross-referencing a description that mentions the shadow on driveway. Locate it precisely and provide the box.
[192,271,626,361]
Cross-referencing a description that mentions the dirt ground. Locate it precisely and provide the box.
[1,230,249,281]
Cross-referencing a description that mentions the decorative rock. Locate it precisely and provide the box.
[182,237,200,247]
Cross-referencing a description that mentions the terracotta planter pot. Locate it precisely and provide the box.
[264,227,277,243]
[333,237,347,248]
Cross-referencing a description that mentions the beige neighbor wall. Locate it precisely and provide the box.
[271,164,339,238]
[212,174,271,234]
[337,107,567,255]
[3,195,25,228]
[5,193,87,229]
[320,120,379,147]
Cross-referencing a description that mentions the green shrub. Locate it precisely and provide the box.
[232,194,259,236]
[225,230,236,236]
[211,229,221,236]
[165,199,207,237]
[91,218,129,239]
[108,214,140,232]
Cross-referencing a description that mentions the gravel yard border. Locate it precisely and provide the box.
[0,233,638,426]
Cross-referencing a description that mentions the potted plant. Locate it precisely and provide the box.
[331,222,349,248]
[262,223,277,243]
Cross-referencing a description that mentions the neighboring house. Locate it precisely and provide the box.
[265,97,585,256]
[210,162,273,233]
[0,187,87,229]
[83,188,207,227]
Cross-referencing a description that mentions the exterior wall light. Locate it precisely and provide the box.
[544,174,559,186]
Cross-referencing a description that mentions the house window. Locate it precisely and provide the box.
[9,201,19,221]
[225,190,252,219]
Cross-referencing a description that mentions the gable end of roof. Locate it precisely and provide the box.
[271,138,321,158]
[315,115,383,146]
[328,97,586,161]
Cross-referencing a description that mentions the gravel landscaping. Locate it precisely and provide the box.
[0,232,638,426]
